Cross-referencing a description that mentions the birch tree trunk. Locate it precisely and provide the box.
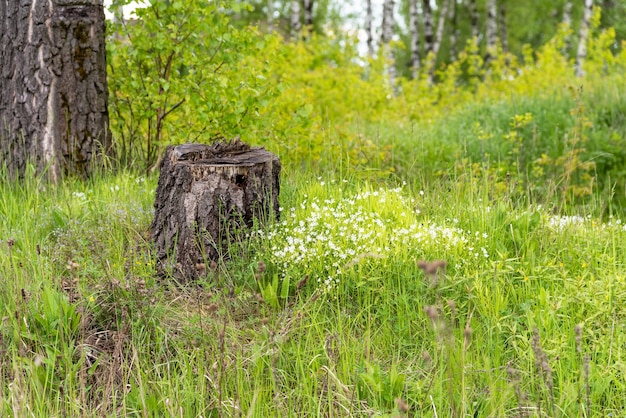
[303,0,314,38]
[267,0,274,33]
[575,0,593,77]
[448,0,459,60]
[409,0,421,77]
[427,0,449,82]
[431,0,449,63]
[498,1,508,54]
[381,0,396,87]
[469,0,480,41]
[485,0,498,63]
[562,1,573,28]
[0,0,111,181]
[290,0,301,40]
[365,0,375,56]
[422,0,434,57]
[562,1,573,54]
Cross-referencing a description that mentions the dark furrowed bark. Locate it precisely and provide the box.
[0,0,111,180]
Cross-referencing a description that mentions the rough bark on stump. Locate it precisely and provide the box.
[151,140,280,282]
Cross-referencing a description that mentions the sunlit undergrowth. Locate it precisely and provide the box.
[255,183,490,295]
[247,18,626,207]
[2,3,626,416]
[2,167,626,415]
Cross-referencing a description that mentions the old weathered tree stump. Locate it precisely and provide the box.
[151,139,280,281]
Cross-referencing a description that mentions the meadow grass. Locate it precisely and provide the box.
[2,83,626,416]
[1,157,626,417]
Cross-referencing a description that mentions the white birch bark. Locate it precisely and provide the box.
[432,0,449,60]
[409,0,420,77]
[486,0,497,47]
[561,1,573,54]
[485,0,498,62]
[422,0,433,56]
[1,0,111,181]
[381,0,396,87]
[290,0,301,40]
[267,0,274,33]
[365,0,374,56]
[498,1,508,53]
[575,0,593,77]
[469,0,480,41]
[303,0,313,38]
[448,0,459,60]
[427,0,449,82]
[562,1,573,27]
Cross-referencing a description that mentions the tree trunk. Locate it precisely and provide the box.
[562,1,573,55]
[267,0,274,33]
[485,0,498,63]
[498,1,508,54]
[432,0,449,59]
[0,0,111,181]
[448,0,459,60]
[422,0,434,57]
[303,0,314,38]
[365,0,375,56]
[427,0,449,81]
[562,1,573,28]
[151,139,281,282]
[409,0,421,77]
[575,0,593,77]
[290,0,302,40]
[469,0,480,41]
[381,0,396,87]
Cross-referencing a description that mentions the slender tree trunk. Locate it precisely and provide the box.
[562,1,573,27]
[448,0,459,60]
[422,0,434,57]
[427,0,449,82]
[409,0,421,77]
[365,0,375,56]
[469,0,480,41]
[561,1,573,54]
[303,0,314,38]
[432,0,449,62]
[575,0,593,77]
[485,0,498,63]
[498,1,508,54]
[0,0,111,181]
[267,0,274,33]
[381,0,396,87]
[290,0,301,40]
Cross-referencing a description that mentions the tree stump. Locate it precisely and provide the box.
[151,139,280,282]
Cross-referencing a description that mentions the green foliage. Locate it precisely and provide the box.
[356,361,406,411]
[2,155,626,415]
[107,0,278,169]
[8,3,626,415]
[106,2,626,200]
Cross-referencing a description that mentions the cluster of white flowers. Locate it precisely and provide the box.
[547,214,626,233]
[257,186,490,292]
[72,191,87,201]
[547,215,589,231]
[606,217,626,231]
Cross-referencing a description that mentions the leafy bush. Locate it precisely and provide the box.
[107,0,279,169]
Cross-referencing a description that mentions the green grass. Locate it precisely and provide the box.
[3,79,626,416]
[1,162,626,416]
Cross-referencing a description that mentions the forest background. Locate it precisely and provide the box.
[2,0,626,416]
